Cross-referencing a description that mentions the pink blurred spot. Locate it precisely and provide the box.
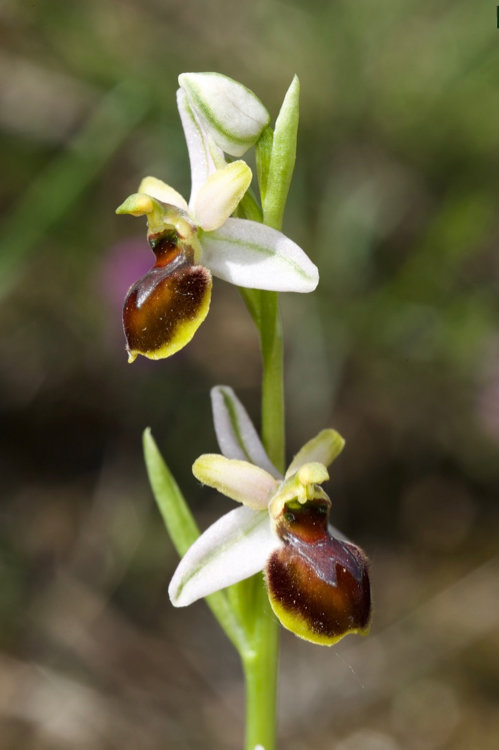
[95,237,153,363]
[476,340,499,442]
[99,237,153,313]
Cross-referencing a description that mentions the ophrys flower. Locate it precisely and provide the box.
[169,386,371,646]
[116,78,318,362]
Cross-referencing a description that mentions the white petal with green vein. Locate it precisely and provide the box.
[211,386,280,477]
[201,218,319,292]
[179,72,270,157]
[176,88,225,204]
[168,505,278,606]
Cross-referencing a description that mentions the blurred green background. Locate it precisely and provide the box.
[1,1,498,748]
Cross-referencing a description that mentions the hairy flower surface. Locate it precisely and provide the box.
[116,76,318,362]
[169,386,371,646]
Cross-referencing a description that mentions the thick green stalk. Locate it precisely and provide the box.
[242,580,280,750]
[241,288,283,750]
[239,77,301,749]
[237,284,283,750]
[238,285,283,750]
[255,75,299,476]
[259,291,285,474]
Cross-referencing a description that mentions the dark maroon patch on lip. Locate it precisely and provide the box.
[267,498,371,640]
[122,233,211,358]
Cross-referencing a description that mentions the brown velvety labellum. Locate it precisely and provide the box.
[122,232,212,360]
[266,499,371,644]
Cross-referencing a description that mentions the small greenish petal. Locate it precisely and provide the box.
[296,462,329,487]
[116,192,195,239]
[268,462,330,519]
[193,161,252,232]
[286,429,345,478]
[193,454,277,509]
[116,192,167,235]
[179,72,270,157]
[116,192,156,217]
[138,176,188,211]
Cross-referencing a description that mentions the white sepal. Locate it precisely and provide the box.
[193,454,277,509]
[193,161,252,232]
[211,386,280,477]
[200,218,319,292]
[168,505,278,606]
[176,88,226,205]
[286,429,345,478]
[179,72,270,157]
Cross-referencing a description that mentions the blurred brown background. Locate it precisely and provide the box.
[1,1,498,748]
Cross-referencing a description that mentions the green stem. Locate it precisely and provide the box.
[259,291,285,474]
[242,289,284,750]
[238,77,300,749]
[237,288,283,749]
[242,580,280,750]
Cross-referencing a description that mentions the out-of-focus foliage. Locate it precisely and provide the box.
[1,1,498,748]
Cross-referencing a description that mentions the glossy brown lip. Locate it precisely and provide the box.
[122,233,211,360]
[266,498,371,644]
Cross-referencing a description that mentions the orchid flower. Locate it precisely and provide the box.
[169,386,371,646]
[116,73,318,362]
